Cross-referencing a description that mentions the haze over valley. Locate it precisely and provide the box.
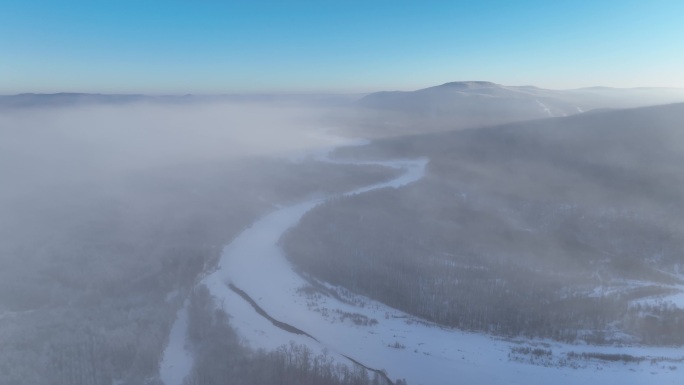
[3,1,684,385]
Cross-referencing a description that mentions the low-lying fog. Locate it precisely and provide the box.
[0,99,394,384]
[0,101,354,222]
[1,101,346,182]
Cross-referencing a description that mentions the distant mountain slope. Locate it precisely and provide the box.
[352,81,684,134]
[285,102,684,345]
[360,81,578,118]
[0,92,360,109]
[0,93,151,108]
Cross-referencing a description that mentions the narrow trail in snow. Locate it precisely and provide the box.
[228,283,319,341]
[341,354,395,385]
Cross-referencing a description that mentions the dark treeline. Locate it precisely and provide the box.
[283,180,684,345]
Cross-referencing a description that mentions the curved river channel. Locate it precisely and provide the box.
[160,145,427,385]
[160,145,683,385]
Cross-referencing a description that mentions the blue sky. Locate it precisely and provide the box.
[1,1,683,93]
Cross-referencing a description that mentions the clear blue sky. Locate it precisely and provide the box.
[2,0,683,94]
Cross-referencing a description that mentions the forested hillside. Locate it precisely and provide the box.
[0,157,397,385]
[283,103,684,345]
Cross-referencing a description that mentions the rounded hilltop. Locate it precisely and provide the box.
[437,81,501,89]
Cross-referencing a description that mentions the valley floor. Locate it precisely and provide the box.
[160,148,683,385]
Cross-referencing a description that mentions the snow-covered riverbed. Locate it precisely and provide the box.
[160,143,683,385]
[159,147,427,385]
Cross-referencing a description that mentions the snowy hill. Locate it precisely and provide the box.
[354,82,684,134]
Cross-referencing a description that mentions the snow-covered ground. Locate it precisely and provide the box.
[632,285,684,310]
[587,274,684,311]
[160,141,683,385]
[633,271,684,309]
[159,300,194,385]
[536,100,554,117]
